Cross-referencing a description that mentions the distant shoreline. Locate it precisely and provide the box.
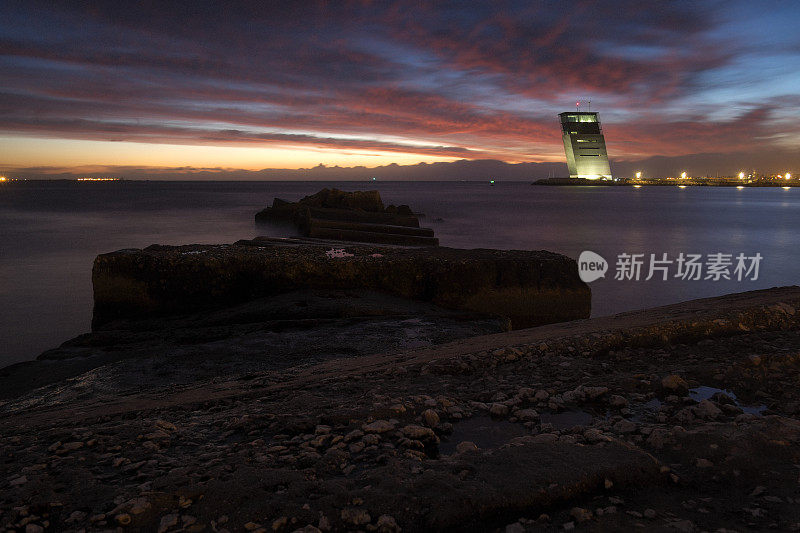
[534,177,798,187]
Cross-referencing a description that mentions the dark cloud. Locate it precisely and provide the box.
[0,0,798,166]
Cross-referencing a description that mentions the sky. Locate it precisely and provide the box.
[1,0,800,179]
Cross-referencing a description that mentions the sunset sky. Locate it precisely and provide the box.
[2,1,799,178]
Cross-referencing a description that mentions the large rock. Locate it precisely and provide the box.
[91,239,590,329]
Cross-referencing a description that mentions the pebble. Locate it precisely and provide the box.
[293,526,322,533]
[421,409,440,427]
[456,441,478,454]
[694,400,722,420]
[158,513,179,533]
[515,409,539,421]
[363,420,395,434]
[489,403,509,417]
[662,375,688,391]
[646,428,671,449]
[344,429,364,442]
[583,386,609,399]
[340,507,371,525]
[529,433,559,444]
[609,395,629,407]
[374,514,401,532]
[666,519,695,532]
[613,419,637,434]
[401,424,437,441]
[363,433,380,445]
[570,507,593,523]
[583,428,605,443]
[505,522,525,533]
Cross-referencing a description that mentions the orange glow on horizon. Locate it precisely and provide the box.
[0,136,466,171]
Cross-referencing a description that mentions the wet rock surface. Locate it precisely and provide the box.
[0,289,509,403]
[0,287,799,532]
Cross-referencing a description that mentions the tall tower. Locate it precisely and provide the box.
[559,110,612,180]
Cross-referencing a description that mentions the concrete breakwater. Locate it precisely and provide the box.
[255,188,439,246]
[91,239,590,329]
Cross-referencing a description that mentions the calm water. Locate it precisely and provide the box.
[1,180,799,367]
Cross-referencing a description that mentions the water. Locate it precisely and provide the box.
[539,409,594,430]
[2,180,799,367]
[689,386,767,415]
[439,415,528,454]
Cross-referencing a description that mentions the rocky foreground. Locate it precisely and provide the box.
[1,287,800,531]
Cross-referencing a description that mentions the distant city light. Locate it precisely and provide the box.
[738,172,745,179]
[76,177,120,181]
[680,172,687,179]
[786,173,792,180]
[635,171,641,179]
[0,176,6,182]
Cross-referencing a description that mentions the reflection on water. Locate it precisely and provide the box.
[2,181,799,365]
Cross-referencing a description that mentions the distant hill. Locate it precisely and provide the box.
[7,148,799,180]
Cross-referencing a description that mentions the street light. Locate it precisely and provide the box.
[786,173,792,180]
[681,172,687,179]
[738,172,745,180]
[635,171,641,179]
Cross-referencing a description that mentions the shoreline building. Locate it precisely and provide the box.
[559,110,612,179]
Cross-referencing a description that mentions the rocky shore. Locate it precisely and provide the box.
[2,286,800,532]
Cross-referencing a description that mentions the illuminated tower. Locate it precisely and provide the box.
[559,109,612,180]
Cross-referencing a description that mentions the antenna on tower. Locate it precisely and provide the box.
[576,100,592,112]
